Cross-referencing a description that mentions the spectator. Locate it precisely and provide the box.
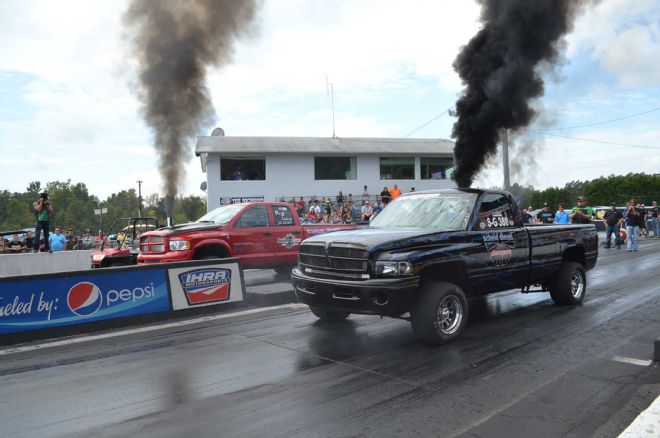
[0,238,6,254]
[341,202,353,223]
[33,191,54,252]
[7,234,25,253]
[389,184,401,200]
[554,204,569,224]
[603,203,623,249]
[65,230,78,250]
[536,203,555,224]
[373,201,383,215]
[323,200,333,222]
[304,209,319,223]
[650,201,659,237]
[330,210,343,224]
[361,185,370,204]
[570,196,595,224]
[347,194,354,205]
[336,191,344,205]
[361,201,374,222]
[23,230,35,252]
[624,200,644,251]
[232,165,244,181]
[638,204,648,237]
[521,208,530,224]
[380,186,391,205]
[410,187,416,192]
[80,229,95,250]
[310,200,321,216]
[526,206,535,223]
[49,228,67,252]
[296,197,306,217]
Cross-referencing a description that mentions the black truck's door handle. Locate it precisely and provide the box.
[263,231,272,236]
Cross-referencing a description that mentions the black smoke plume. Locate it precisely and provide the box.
[451,0,590,187]
[124,0,260,200]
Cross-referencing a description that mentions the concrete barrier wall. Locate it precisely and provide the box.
[0,251,95,277]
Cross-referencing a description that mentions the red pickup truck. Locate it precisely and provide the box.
[137,202,356,273]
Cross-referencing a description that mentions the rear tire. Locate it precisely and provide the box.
[308,305,350,321]
[550,261,586,305]
[410,281,468,345]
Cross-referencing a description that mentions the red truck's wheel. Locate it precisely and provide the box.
[308,305,350,321]
[550,262,586,305]
[411,281,468,345]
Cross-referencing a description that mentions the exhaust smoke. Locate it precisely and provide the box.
[451,0,592,188]
[124,0,260,200]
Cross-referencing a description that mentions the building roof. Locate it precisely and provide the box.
[195,136,454,156]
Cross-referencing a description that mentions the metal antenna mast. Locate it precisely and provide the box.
[326,74,336,138]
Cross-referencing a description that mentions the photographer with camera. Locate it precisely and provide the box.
[624,199,644,252]
[32,192,54,253]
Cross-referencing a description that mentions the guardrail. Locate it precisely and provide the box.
[0,250,96,277]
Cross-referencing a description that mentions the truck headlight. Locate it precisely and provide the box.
[375,261,413,276]
[92,254,105,262]
[169,240,191,251]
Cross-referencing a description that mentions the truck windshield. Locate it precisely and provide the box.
[370,193,476,230]
[197,204,245,225]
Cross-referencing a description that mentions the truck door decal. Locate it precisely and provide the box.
[277,233,301,249]
[482,232,515,266]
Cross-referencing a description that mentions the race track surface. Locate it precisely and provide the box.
[1,238,659,437]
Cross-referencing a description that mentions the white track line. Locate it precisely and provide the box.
[0,303,307,356]
[611,355,653,367]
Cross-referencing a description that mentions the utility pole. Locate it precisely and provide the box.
[502,129,511,191]
[137,180,143,217]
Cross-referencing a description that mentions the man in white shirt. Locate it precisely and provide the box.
[361,201,374,222]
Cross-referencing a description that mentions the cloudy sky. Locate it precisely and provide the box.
[1,0,659,200]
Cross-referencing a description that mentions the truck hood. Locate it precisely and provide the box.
[302,226,457,252]
[147,222,221,237]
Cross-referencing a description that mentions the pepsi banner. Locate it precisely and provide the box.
[0,269,170,335]
[168,262,243,310]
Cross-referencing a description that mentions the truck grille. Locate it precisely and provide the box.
[299,242,369,273]
[140,235,166,254]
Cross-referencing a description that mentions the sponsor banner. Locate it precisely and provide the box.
[0,269,170,335]
[168,262,244,310]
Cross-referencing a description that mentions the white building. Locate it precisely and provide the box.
[195,135,456,210]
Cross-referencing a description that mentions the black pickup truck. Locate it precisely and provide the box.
[291,188,598,344]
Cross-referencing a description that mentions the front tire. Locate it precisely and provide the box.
[550,261,586,305]
[308,305,350,321]
[411,281,468,345]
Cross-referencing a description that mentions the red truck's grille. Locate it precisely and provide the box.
[140,235,166,254]
[299,242,368,272]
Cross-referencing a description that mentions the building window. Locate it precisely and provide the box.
[221,158,266,181]
[380,157,414,180]
[314,156,357,180]
[420,157,454,180]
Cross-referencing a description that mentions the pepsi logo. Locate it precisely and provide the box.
[67,282,103,316]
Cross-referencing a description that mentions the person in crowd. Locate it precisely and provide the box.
[33,191,54,252]
[389,184,401,200]
[638,203,648,237]
[80,229,95,250]
[310,199,321,216]
[373,201,383,215]
[0,238,7,254]
[330,210,343,224]
[65,230,78,250]
[624,199,643,252]
[520,208,530,224]
[340,202,353,223]
[526,205,535,223]
[232,165,244,181]
[536,203,555,224]
[361,200,374,222]
[361,185,370,204]
[335,191,344,205]
[323,200,333,223]
[410,187,416,192]
[7,234,26,253]
[347,193,354,205]
[380,186,391,205]
[603,203,623,249]
[296,196,306,217]
[570,196,595,224]
[48,228,67,252]
[554,204,570,224]
[23,230,35,252]
[650,201,659,237]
